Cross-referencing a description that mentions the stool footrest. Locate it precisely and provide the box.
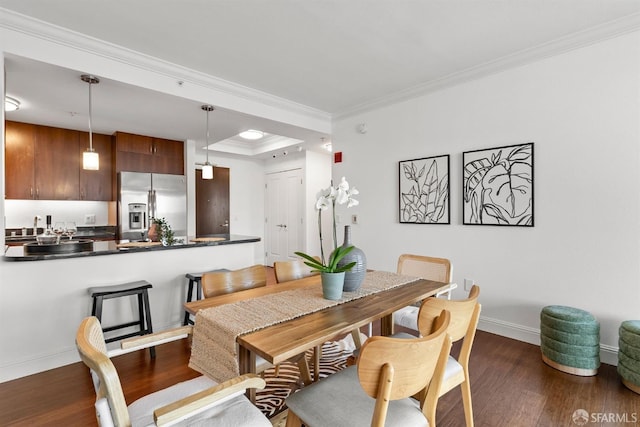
[105,330,152,344]
[102,320,148,333]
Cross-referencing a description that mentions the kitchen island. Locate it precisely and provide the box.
[0,233,263,383]
[3,234,260,261]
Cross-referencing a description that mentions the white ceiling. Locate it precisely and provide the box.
[2,1,640,157]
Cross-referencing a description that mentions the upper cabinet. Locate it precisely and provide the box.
[113,131,184,175]
[5,121,36,199]
[5,121,113,201]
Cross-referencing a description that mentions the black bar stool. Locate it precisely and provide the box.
[89,280,155,357]
[183,269,228,325]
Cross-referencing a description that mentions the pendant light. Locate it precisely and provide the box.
[201,104,214,180]
[81,74,100,170]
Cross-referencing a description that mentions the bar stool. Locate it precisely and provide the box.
[183,269,228,325]
[89,280,154,357]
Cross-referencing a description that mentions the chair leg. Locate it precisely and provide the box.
[285,409,303,427]
[460,379,474,427]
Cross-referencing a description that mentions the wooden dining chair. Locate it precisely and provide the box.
[201,264,267,298]
[273,258,319,283]
[394,253,457,332]
[201,264,313,386]
[394,285,481,427]
[76,316,271,427]
[285,309,453,427]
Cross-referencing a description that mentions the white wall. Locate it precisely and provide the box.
[332,31,640,364]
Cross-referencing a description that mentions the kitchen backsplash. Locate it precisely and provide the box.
[4,200,113,228]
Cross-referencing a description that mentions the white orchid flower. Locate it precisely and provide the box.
[315,195,331,211]
[347,197,359,208]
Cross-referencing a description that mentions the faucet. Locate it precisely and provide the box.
[33,215,42,236]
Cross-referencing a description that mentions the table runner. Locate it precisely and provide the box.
[189,270,419,382]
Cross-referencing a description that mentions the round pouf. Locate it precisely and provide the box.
[618,320,640,394]
[540,305,600,376]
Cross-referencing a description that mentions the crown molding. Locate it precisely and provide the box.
[334,12,640,121]
[0,8,331,124]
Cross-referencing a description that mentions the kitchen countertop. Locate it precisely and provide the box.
[3,234,261,261]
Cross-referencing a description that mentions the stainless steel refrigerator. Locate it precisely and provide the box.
[117,172,187,241]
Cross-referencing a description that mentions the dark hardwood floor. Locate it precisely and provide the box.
[1,328,637,426]
[1,269,637,425]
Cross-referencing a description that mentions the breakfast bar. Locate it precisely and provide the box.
[3,234,260,261]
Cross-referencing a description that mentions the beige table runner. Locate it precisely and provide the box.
[189,270,419,382]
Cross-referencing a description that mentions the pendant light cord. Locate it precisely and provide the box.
[88,79,93,151]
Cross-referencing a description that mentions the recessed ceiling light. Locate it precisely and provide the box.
[324,142,333,152]
[239,129,264,140]
[5,96,20,112]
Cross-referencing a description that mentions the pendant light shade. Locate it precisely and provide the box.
[202,163,214,179]
[81,74,100,170]
[201,104,214,180]
[83,150,99,170]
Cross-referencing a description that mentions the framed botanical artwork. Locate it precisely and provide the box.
[399,154,450,224]
[462,142,534,226]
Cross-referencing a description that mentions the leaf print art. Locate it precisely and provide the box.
[399,155,450,224]
[463,143,534,226]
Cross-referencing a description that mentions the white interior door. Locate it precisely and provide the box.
[265,169,303,265]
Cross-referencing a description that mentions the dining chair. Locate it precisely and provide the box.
[201,264,267,298]
[201,264,314,386]
[273,258,319,283]
[394,285,481,427]
[75,316,271,427]
[394,253,457,332]
[285,309,453,427]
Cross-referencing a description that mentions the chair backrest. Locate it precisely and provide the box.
[201,265,266,298]
[416,285,480,343]
[76,316,130,426]
[273,258,319,283]
[357,310,452,427]
[397,254,452,283]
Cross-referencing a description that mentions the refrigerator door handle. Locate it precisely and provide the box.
[152,190,157,219]
[147,190,153,220]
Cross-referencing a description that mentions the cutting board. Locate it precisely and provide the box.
[116,241,162,248]
[190,237,226,243]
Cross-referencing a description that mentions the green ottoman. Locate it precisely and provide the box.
[540,305,600,376]
[618,320,640,395]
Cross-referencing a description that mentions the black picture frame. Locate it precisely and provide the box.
[399,154,450,224]
[462,142,534,226]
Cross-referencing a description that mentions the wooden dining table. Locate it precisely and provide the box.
[184,271,449,401]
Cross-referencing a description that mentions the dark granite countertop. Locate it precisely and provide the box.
[3,234,261,261]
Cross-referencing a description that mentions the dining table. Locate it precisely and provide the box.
[185,270,449,402]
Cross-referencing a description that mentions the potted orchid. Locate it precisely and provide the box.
[295,177,359,299]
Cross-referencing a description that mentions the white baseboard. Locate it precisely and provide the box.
[0,321,180,383]
[478,315,619,366]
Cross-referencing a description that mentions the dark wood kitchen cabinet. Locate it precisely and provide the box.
[4,121,113,200]
[35,125,80,200]
[5,121,36,199]
[114,131,183,175]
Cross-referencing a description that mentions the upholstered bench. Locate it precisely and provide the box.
[618,320,640,394]
[540,305,600,376]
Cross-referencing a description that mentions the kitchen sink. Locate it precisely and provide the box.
[23,239,94,255]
